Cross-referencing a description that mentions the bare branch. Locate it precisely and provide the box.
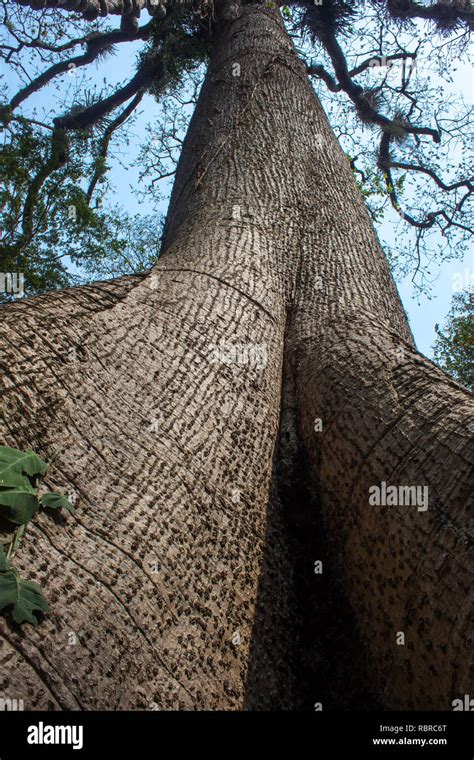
[9,22,154,111]
[87,92,143,201]
[307,63,340,91]
[378,131,473,231]
[319,29,440,142]
[389,160,473,193]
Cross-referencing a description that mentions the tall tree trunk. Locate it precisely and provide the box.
[0,6,472,711]
[0,7,305,711]
[274,62,474,709]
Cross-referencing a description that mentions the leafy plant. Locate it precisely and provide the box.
[0,544,48,625]
[0,445,75,625]
[434,290,473,391]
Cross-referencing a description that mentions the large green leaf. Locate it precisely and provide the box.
[0,446,48,489]
[0,566,48,625]
[41,492,75,515]
[0,488,39,525]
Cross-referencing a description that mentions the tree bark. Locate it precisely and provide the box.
[274,70,474,708]
[0,7,305,710]
[0,6,472,711]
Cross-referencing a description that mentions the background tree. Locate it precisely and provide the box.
[434,288,473,390]
[0,2,168,294]
[0,116,164,298]
[0,0,472,711]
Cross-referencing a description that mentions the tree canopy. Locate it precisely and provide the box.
[0,0,472,297]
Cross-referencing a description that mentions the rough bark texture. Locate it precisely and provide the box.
[0,6,472,710]
[274,61,474,708]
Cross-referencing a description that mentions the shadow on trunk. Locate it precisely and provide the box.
[243,356,380,711]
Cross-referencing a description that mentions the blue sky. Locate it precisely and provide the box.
[1,10,472,358]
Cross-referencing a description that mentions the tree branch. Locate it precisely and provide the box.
[389,160,473,193]
[318,28,440,143]
[378,131,473,231]
[307,63,341,91]
[18,127,69,249]
[383,0,474,30]
[14,0,167,33]
[54,54,163,130]
[86,92,143,201]
[9,22,154,111]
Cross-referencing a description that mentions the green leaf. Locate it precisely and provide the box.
[0,478,36,494]
[41,492,75,515]
[0,568,48,625]
[0,446,48,489]
[0,488,39,525]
